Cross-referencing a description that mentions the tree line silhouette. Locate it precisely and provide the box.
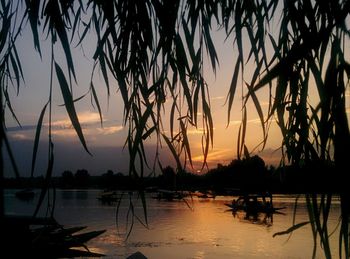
[5,155,337,194]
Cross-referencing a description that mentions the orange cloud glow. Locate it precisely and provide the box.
[49,112,103,128]
[97,126,124,135]
[10,133,31,140]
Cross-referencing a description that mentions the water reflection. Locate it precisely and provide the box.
[4,190,341,258]
[61,190,74,200]
[231,210,275,227]
[75,190,88,200]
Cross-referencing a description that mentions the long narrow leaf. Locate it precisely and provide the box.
[9,51,20,94]
[245,82,266,148]
[34,141,54,217]
[58,92,88,106]
[31,101,48,178]
[180,120,192,167]
[3,129,21,179]
[55,62,91,155]
[4,89,21,126]
[25,0,42,56]
[240,107,247,157]
[273,221,310,237]
[90,82,103,127]
[162,133,182,170]
[226,57,241,125]
[139,190,148,226]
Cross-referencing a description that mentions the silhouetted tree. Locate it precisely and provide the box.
[61,170,74,188]
[103,170,114,177]
[160,166,176,190]
[101,170,115,189]
[74,169,90,187]
[240,155,267,192]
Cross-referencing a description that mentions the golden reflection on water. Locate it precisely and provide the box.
[193,250,205,259]
[5,190,342,258]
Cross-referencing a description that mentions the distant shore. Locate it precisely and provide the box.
[4,171,341,195]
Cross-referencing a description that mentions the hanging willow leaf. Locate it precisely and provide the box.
[11,43,25,86]
[243,145,250,159]
[98,53,110,96]
[180,120,192,167]
[142,126,156,140]
[203,17,219,72]
[58,91,88,106]
[240,107,247,157]
[55,62,91,155]
[201,125,210,170]
[175,34,190,73]
[193,83,201,126]
[25,0,41,56]
[162,133,182,170]
[237,124,242,160]
[245,24,259,64]
[226,56,241,125]
[306,195,320,258]
[74,19,91,47]
[182,18,195,63]
[9,51,21,94]
[340,211,349,259]
[34,141,54,217]
[71,6,81,43]
[0,2,12,51]
[203,99,213,145]
[234,4,245,70]
[273,221,310,238]
[90,82,103,127]
[3,129,21,179]
[31,101,48,178]
[139,190,148,226]
[170,98,177,140]
[129,104,153,176]
[245,82,266,148]
[3,88,21,126]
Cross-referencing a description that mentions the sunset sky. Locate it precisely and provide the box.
[4,14,287,178]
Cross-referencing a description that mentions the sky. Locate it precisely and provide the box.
[4,7,290,178]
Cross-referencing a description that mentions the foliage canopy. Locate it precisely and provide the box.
[1,0,349,258]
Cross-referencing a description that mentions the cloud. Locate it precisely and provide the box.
[228,118,260,125]
[50,125,124,139]
[49,112,103,128]
[6,126,36,141]
[229,117,276,126]
[5,112,124,142]
[228,120,242,126]
[10,133,32,140]
[192,148,233,163]
[42,112,124,138]
[259,101,271,107]
[51,128,78,137]
[6,125,37,132]
[187,128,205,135]
[211,96,225,101]
[97,126,124,135]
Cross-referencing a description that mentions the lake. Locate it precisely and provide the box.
[4,190,341,258]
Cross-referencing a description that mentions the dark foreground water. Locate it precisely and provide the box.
[5,189,341,258]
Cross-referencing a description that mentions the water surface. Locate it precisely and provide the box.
[5,190,341,258]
